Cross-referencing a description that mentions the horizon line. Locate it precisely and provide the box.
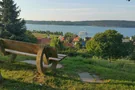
[26,20,135,22]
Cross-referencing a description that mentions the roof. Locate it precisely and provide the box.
[73,37,80,42]
[59,36,65,41]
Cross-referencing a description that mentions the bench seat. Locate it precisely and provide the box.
[5,49,37,57]
[5,49,66,61]
[0,38,67,75]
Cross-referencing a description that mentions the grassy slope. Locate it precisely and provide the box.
[0,55,135,90]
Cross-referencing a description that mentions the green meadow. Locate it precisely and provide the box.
[0,55,135,90]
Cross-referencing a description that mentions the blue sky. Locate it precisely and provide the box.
[14,0,135,21]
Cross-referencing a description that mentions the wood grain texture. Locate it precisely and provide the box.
[36,47,48,75]
[5,49,37,57]
[0,39,6,55]
[0,38,66,75]
[1,38,40,54]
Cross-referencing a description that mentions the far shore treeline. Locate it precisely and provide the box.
[26,20,135,28]
[32,30,63,35]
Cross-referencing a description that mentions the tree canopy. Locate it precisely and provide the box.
[50,37,64,50]
[86,30,133,59]
[0,0,26,40]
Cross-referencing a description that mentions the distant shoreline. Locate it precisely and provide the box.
[26,20,135,28]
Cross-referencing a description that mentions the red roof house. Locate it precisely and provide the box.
[73,37,80,42]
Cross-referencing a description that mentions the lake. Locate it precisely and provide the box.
[26,24,135,37]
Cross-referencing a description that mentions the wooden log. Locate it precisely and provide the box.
[58,54,67,57]
[5,48,67,60]
[5,49,37,57]
[0,39,6,56]
[0,39,67,75]
[58,56,64,59]
[1,38,40,54]
[44,46,58,59]
[49,57,61,61]
[50,61,58,74]
[36,47,49,75]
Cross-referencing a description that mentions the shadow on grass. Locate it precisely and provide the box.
[0,78,56,90]
[45,70,81,83]
[1,60,135,87]
[88,81,135,86]
[46,70,135,86]
[0,60,36,71]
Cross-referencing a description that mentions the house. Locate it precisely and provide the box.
[80,37,92,47]
[73,37,80,42]
[59,36,65,41]
[72,36,80,46]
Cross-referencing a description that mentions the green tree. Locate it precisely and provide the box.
[75,42,82,50]
[86,30,133,60]
[86,39,102,57]
[122,42,134,56]
[24,30,37,43]
[0,0,26,40]
[64,32,77,43]
[50,37,64,50]
[64,32,74,38]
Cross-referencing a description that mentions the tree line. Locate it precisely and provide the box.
[26,20,135,28]
[32,30,63,35]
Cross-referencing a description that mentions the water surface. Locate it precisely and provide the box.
[26,24,135,37]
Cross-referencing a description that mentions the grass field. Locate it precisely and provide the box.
[32,33,59,38]
[0,55,135,90]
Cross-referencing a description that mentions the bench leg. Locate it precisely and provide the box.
[0,40,6,56]
[51,61,58,74]
[10,54,17,63]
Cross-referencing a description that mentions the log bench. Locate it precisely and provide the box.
[0,38,67,75]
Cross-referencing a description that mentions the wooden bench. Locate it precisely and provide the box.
[0,38,67,75]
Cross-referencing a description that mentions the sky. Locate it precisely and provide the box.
[14,0,135,21]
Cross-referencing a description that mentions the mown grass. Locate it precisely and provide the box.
[33,33,59,38]
[32,33,47,38]
[0,55,135,90]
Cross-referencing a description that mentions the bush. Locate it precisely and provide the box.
[129,53,135,62]
[59,49,91,58]
[24,30,37,43]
